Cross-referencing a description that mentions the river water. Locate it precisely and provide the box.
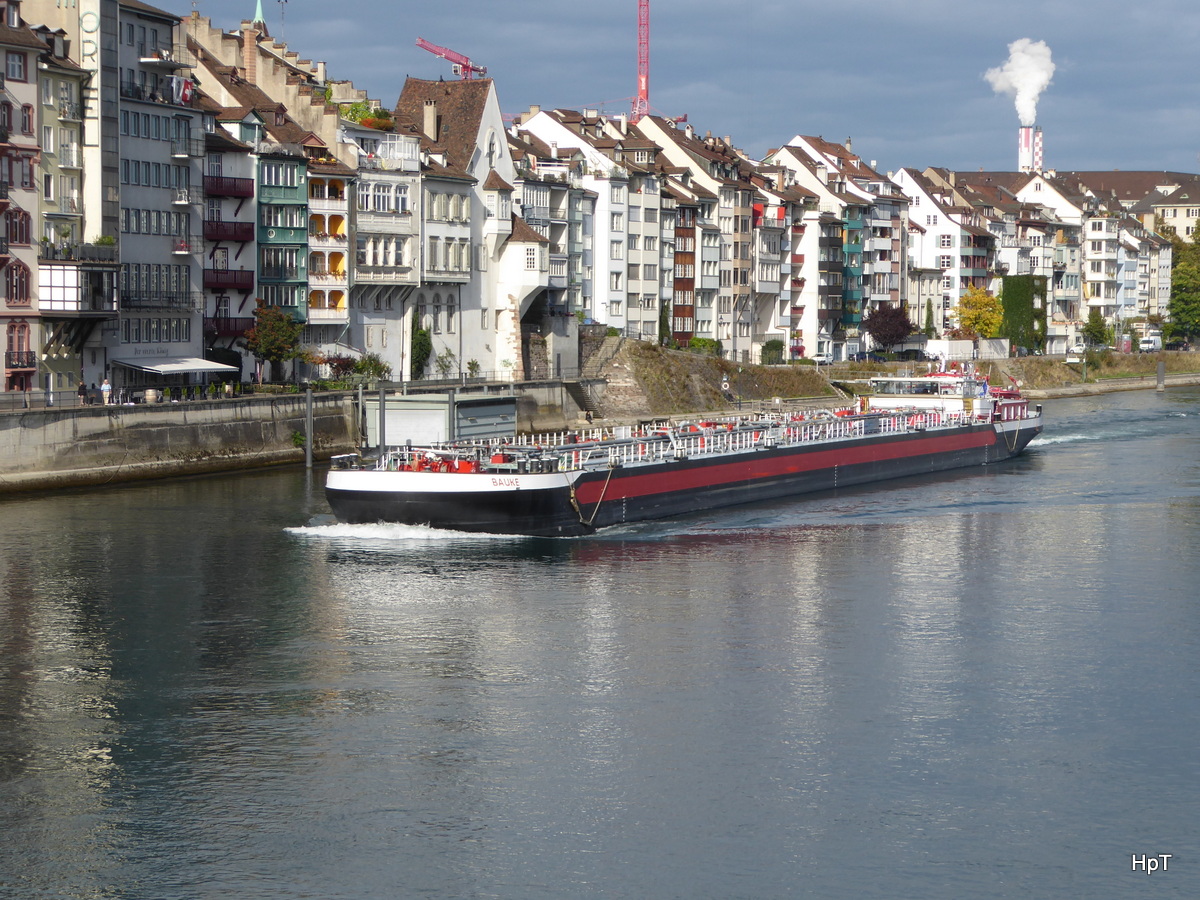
[1,388,1198,899]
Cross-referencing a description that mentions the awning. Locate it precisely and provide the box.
[111,357,239,375]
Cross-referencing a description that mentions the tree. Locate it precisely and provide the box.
[956,285,1002,339]
[760,339,784,365]
[860,303,914,350]
[410,310,432,379]
[244,302,305,380]
[1081,307,1109,347]
[924,298,936,337]
[1168,236,1200,339]
[354,352,392,380]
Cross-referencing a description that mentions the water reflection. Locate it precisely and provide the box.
[1,390,1199,897]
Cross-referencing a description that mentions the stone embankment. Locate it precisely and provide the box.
[0,393,356,494]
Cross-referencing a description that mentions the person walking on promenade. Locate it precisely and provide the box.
[101,378,112,405]
[77,381,87,406]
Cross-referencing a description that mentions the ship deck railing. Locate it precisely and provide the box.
[398,407,1021,474]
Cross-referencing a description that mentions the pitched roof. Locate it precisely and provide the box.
[0,21,49,52]
[509,214,548,244]
[394,77,492,172]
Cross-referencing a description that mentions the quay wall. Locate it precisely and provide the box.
[0,394,357,493]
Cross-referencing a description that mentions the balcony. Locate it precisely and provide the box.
[307,305,349,323]
[5,350,36,369]
[204,175,254,198]
[0,181,8,212]
[204,316,255,338]
[172,187,201,206]
[203,220,255,242]
[138,44,195,70]
[170,137,205,158]
[119,81,195,108]
[171,238,199,255]
[59,102,82,122]
[204,269,254,290]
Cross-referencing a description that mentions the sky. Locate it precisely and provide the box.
[178,0,1200,177]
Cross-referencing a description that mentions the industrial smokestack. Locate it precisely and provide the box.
[1018,125,1045,173]
[1018,126,1033,172]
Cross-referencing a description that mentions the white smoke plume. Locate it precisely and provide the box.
[985,38,1055,126]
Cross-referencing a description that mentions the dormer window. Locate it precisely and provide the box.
[7,3,20,28]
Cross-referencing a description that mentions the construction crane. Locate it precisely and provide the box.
[631,0,649,121]
[415,37,487,80]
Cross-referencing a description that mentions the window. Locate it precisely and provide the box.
[395,185,409,213]
[939,234,954,248]
[6,262,30,305]
[938,255,952,268]
[20,105,32,134]
[525,247,537,270]
[261,161,299,187]
[7,210,30,245]
[261,205,305,227]
[6,52,25,83]
[373,184,391,212]
[926,215,938,226]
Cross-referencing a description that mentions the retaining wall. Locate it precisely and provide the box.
[0,393,357,493]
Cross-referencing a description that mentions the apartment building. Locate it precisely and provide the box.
[1,3,46,391]
[33,25,119,394]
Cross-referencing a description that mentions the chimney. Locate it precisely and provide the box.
[423,100,438,139]
[528,104,541,118]
[1033,127,1044,173]
[242,22,258,84]
[1018,125,1034,173]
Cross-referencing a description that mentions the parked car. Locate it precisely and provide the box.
[896,349,931,361]
[810,352,834,365]
[1165,340,1191,351]
[849,351,887,363]
[1065,345,1085,364]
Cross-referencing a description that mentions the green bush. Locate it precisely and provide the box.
[760,339,784,365]
[687,337,723,356]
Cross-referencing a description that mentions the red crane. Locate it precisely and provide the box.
[415,37,487,80]
[631,0,649,121]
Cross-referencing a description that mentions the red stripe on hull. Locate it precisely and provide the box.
[573,428,996,505]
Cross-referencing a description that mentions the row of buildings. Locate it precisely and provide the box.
[2,0,1194,397]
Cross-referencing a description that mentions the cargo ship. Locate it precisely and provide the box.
[324,371,1043,537]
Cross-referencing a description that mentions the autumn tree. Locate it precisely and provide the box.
[861,303,915,350]
[245,302,305,381]
[956,285,1002,339]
